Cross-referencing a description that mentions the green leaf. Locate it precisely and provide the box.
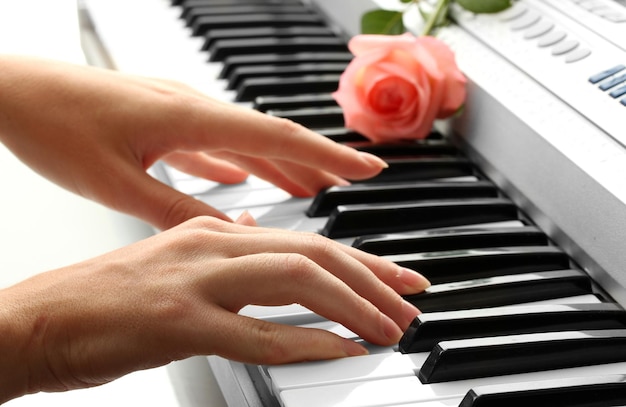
[360,9,406,35]
[454,0,512,13]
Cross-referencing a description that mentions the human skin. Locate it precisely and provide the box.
[0,55,430,403]
[0,55,390,230]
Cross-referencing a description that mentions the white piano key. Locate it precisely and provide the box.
[279,376,430,407]
[269,352,426,393]
[278,361,626,407]
[268,294,604,392]
[394,400,461,407]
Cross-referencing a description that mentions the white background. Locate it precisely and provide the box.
[0,1,180,405]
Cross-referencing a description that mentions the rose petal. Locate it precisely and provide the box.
[418,36,467,118]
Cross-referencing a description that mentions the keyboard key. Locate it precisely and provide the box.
[185,5,312,26]
[353,157,476,184]
[599,73,626,90]
[403,269,592,313]
[419,329,626,383]
[209,36,348,62]
[253,93,338,112]
[228,63,348,90]
[386,246,570,284]
[307,181,498,217]
[460,374,626,407]
[235,74,341,102]
[191,14,324,36]
[588,64,626,84]
[321,198,519,238]
[316,128,368,142]
[219,52,353,79]
[267,106,345,128]
[202,26,336,51]
[345,138,459,158]
[352,225,548,255]
[400,302,626,353]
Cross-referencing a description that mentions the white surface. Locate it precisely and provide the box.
[0,1,179,405]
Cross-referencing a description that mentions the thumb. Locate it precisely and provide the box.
[117,169,233,230]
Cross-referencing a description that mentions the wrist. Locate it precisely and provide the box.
[0,287,34,403]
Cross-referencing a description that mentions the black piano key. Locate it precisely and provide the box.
[220,52,353,79]
[202,26,336,51]
[403,269,593,314]
[316,128,368,142]
[210,37,348,62]
[460,375,626,407]
[354,157,475,184]
[307,181,499,217]
[191,14,324,37]
[253,93,338,112]
[385,246,570,285]
[353,226,548,255]
[418,329,626,383]
[185,5,312,26]
[180,0,302,8]
[320,198,518,239]
[345,139,460,158]
[400,303,626,353]
[235,74,341,102]
[228,63,348,90]
[267,106,345,129]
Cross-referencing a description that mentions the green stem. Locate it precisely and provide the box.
[420,0,450,36]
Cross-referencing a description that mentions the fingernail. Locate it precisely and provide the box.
[398,267,431,291]
[403,301,421,329]
[335,178,352,187]
[381,314,403,342]
[358,152,389,169]
[342,340,369,357]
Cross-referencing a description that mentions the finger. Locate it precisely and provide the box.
[194,223,427,329]
[205,311,368,365]
[201,220,430,295]
[162,151,249,185]
[205,253,403,346]
[214,151,349,197]
[235,211,257,226]
[113,166,233,229]
[182,103,388,180]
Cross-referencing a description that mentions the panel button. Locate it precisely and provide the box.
[599,73,626,90]
[499,4,528,21]
[510,10,541,30]
[537,30,566,47]
[523,20,554,39]
[588,64,626,84]
[565,48,591,63]
[551,39,579,55]
[609,85,626,98]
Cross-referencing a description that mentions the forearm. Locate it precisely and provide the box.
[0,287,36,404]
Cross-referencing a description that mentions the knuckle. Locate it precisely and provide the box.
[251,321,289,364]
[281,253,318,282]
[161,196,200,229]
[301,232,335,257]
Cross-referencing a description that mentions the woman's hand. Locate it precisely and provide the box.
[0,55,387,230]
[0,216,429,402]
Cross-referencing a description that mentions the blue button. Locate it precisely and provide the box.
[610,85,626,98]
[589,64,626,84]
[599,73,626,91]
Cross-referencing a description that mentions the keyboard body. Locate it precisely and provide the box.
[77,1,626,406]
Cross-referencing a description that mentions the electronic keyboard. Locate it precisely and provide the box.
[77,0,626,405]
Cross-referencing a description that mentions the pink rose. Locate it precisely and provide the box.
[332,33,466,142]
